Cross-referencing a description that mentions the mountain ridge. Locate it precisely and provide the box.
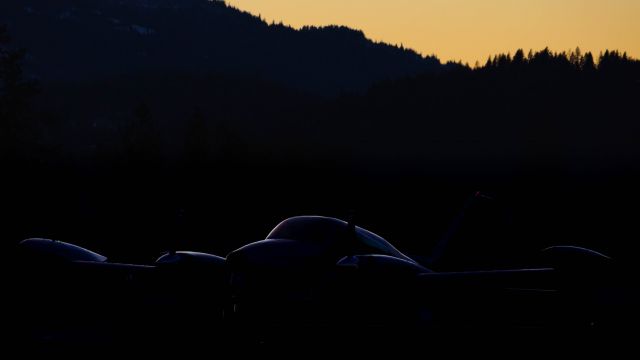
[0,0,443,94]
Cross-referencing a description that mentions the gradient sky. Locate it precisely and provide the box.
[226,0,639,64]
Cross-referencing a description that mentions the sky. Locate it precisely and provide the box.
[225,0,640,64]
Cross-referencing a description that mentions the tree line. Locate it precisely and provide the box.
[2,22,639,261]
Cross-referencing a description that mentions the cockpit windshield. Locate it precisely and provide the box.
[355,225,413,262]
[267,216,414,263]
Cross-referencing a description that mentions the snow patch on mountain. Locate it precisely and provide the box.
[130,24,156,35]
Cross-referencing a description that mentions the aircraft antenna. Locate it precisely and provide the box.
[345,209,357,256]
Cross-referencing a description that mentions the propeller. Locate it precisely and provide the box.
[345,209,357,257]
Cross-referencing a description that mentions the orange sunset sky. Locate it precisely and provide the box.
[226,0,640,64]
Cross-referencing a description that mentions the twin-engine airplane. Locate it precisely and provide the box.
[13,193,630,350]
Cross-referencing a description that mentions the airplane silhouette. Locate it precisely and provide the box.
[13,192,628,350]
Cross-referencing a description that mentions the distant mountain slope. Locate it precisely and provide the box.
[0,0,442,94]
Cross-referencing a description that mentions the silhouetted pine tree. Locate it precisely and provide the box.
[512,49,526,66]
[582,52,596,73]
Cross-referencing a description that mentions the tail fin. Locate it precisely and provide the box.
[427,192,512,271]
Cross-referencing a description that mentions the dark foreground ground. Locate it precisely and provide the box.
[9,318,636,358]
